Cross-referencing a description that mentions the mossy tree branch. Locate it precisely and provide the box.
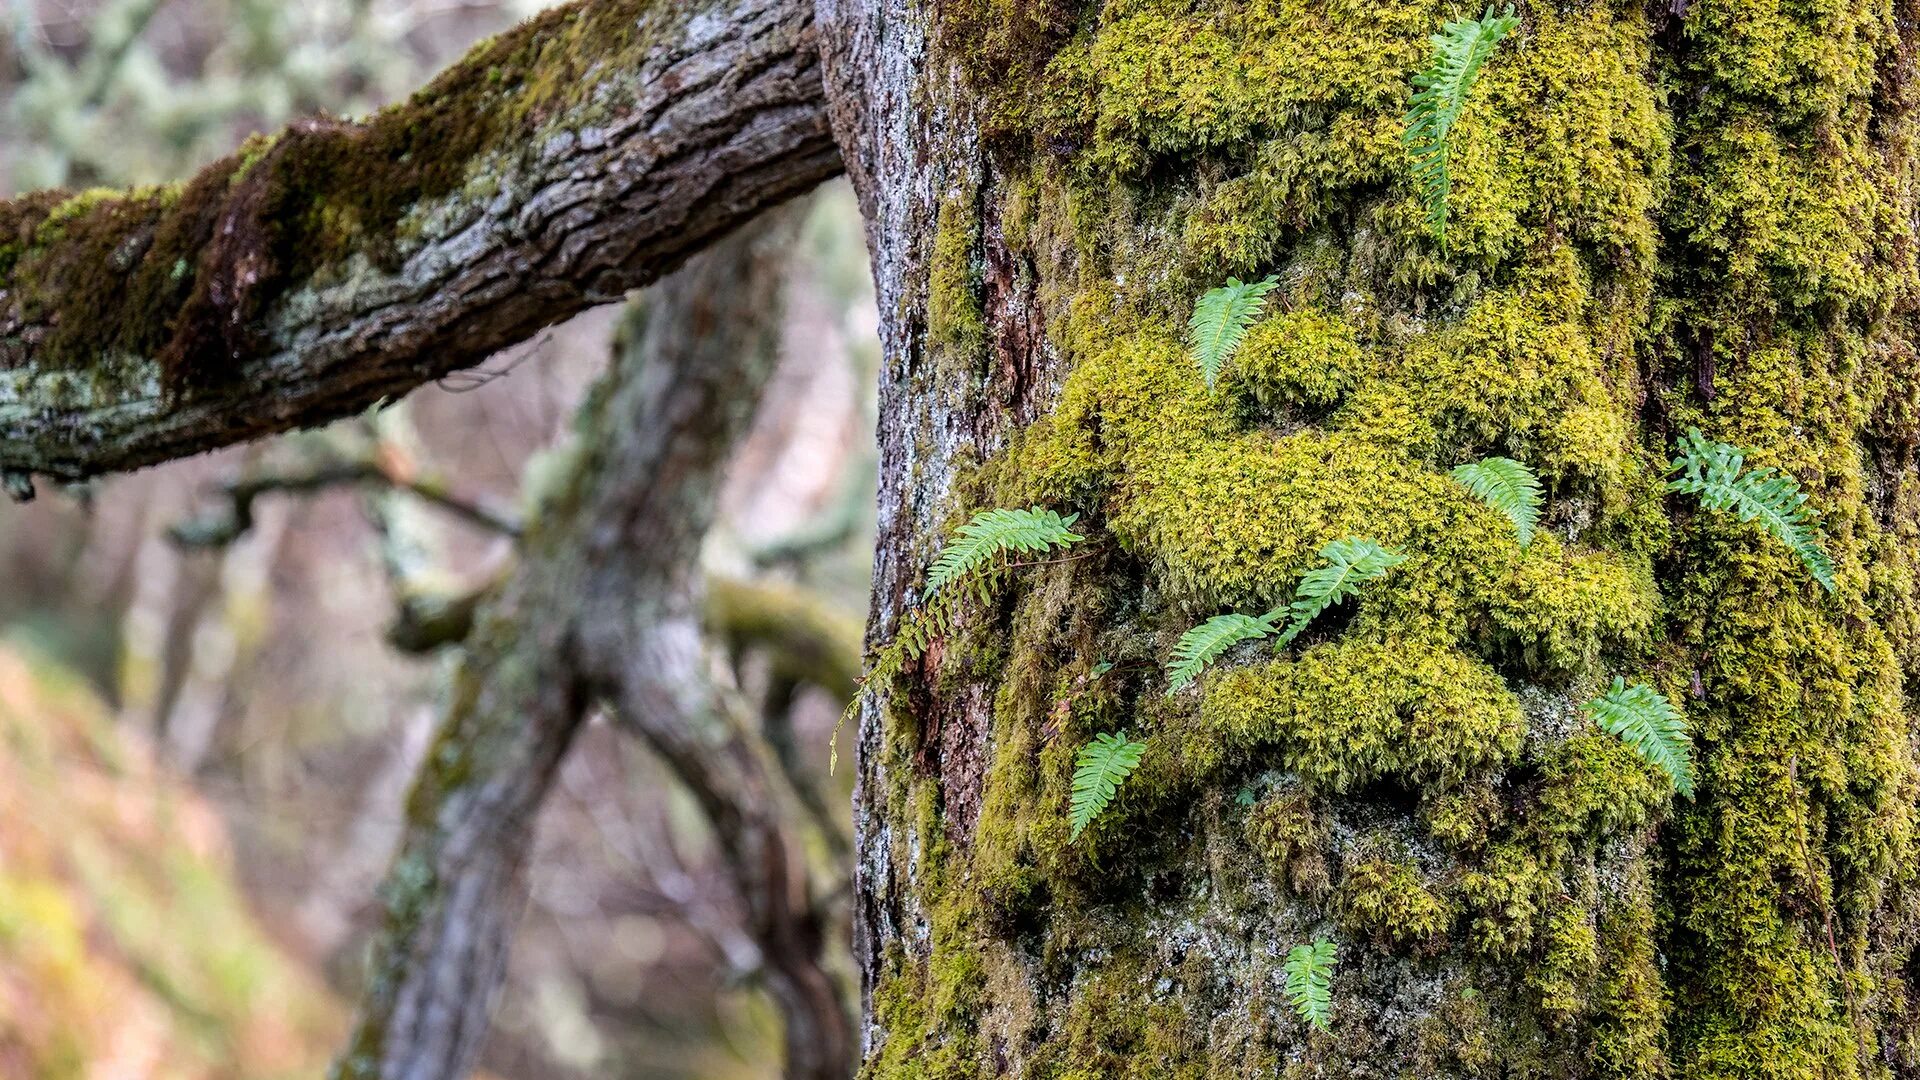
[0,0,839,483]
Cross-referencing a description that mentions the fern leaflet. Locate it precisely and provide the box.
[1166,537,1404,692]
[1585,677,1694,798]
[1070,732,1147,840]
[834,505,1082,773]
[1280,537,1407,641]
[1403,5,1520,249]
[1167,612,1280,692]
[1186,276,1279,389]
[924,506,1083,600]
[1451,456,1543,548]
[1668,428,1836,592]
[1284,938,1338,1032]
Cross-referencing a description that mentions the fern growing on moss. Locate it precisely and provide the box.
[1186,275,1279,388]
[1284,537,1407,634]
[1168,612,1281,691]
[1284,938,1338,1032]
[1070,732,1147,840]
[1585,677,1694,798]
[1451,456,1543,548]
[924,506,1083,599]
[1668,428,1835,592]
[1167,537,1405,691]
[833,505,1083,772]
[1403,5,1520,249]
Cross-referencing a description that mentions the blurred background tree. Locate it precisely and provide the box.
[0,3,878,1076]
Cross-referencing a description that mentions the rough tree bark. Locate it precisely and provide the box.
[8,0,1920,1076]
[332,216,851,1080]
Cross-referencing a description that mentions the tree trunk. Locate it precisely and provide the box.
[820,0,1920,1075]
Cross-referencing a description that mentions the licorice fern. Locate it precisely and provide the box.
[1070,732,1147,840]
[1585,677,1694,798]
[924,506,1083,599]
[1284,537,1407,635]
[1167,612,1281,692]
[1668,428,1835,592]
[1403,5,1520,249]
[1284,938,1338,1032]
[1186,275,1279,389]
[1451,456,1543,548]
[833,505,1083,772]
[1167,537,1405,692]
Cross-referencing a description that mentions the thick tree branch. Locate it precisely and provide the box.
[0,0,839,482]
[337,214,851,1080]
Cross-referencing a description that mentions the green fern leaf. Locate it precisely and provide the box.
[1167,612,1280,692]
[1451,456,1543,548]
[924,506,1083,600]
[1186,276,1280,388]
[1165,537,1403,692]
[1279,537,1407,642]
[1284,938,1338,1032]
[1069,732,1147,840]
[1585,677,1694,798]
[1403,5,1520,249]
[1668,428,1836,592]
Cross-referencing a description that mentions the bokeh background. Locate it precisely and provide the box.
[0,4,878,1075]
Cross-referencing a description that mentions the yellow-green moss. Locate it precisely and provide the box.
[870,0,1920,1072]
[1337,855,1452,947]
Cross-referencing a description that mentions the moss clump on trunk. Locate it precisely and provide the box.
[861,0,1920,1076]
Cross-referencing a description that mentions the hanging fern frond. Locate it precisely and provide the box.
[1585,677,1694,798]
[1280,537,1407,640]
[1403,5,1520,249]
[1069,732,1147,840]
[1186,275,1280,389]
[923,506,1083,600]
[1284,938,1338,1032]
[1668,428,1836,593]
[836,505,1083,774]
[1167,612,1280,692]
[1451,456,1543,548]
[1165,537,1404,692]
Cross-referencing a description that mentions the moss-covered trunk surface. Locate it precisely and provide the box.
[822,0,1920,1074]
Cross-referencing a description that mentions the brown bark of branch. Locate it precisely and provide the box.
[0,0,838,483]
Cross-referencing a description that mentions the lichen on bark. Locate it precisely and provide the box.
[850,0,1920,1075]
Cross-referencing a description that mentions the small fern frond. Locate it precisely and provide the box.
[1167,612,1280,693]
[1668,428,1836,592]
[1186,276,1280,388]
[1069,732,1147,840]
[1585,677,1694,798]
[1164,538,1403,692]
[924,506,1083,600]
[1451,456,1543,548]
[1403,5,1520,249]
[1281,537,1407,641]
[1284,938,1338,1032]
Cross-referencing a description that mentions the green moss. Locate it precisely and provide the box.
[930,192,989,364]
[1337,855,1452,947]
[876,0,1920,1071]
